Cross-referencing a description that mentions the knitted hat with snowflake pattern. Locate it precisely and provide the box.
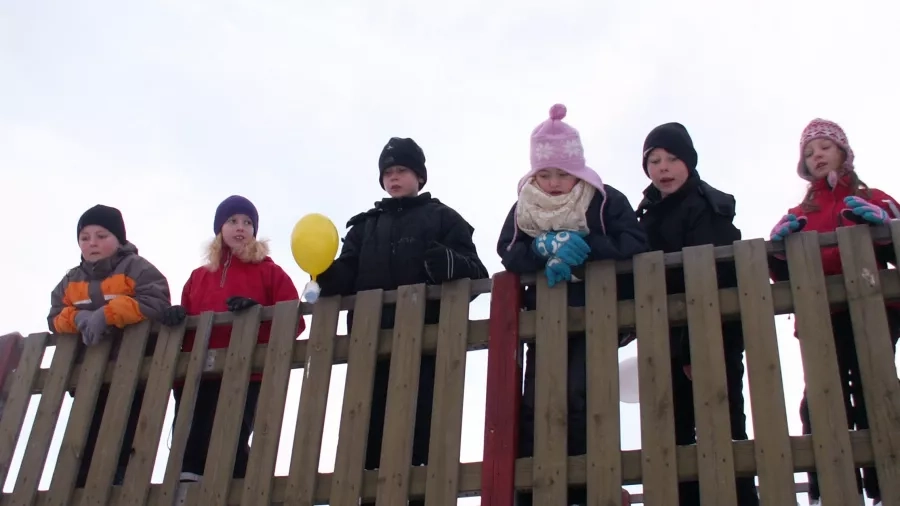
[505,104,608,250]
[797,118,855,187]
[518,104,605,194]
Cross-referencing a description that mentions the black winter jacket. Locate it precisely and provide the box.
[318,192,489,329]
[497,185,648,310]
[636,173,743,363]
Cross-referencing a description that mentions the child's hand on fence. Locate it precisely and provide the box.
[161,305,186,326]
[423,242,455,283]
[683,365,692,381]
[770,214,807,241]
[532,232,559,258]
[545,257,571,287]
[842,196,891,226]
[226,296,259,312]
[554,231,591,267]
[74,310,93,334]
[76,310,108,346]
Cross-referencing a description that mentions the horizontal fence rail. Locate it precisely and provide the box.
[0,224,898,505]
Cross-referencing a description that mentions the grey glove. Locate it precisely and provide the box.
[81,309,110,346]
[74,310,93,334]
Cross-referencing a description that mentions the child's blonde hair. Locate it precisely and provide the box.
[204,233,270,271]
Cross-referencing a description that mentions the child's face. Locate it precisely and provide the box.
[534,168,578,196]
[646,148,689,196]
[382,166,421,198]
[221,214,255,250]
[804,138,845,179]
[78,225,120,262]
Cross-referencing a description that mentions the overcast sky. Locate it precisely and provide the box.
[2,0,898,504]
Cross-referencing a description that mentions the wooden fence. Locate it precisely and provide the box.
[1,224,899,505]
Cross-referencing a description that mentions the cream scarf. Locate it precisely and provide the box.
[516,180,596,238]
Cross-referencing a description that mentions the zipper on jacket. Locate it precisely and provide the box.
[220,252,232,288]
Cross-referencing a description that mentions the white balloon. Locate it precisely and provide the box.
[619,355,640,404]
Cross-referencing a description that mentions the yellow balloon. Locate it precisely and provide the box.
[290,213,339,279]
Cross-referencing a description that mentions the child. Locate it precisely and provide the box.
[496,104,648,506]
[316,136,489,506]
[769,118,900,506]
[48,204,172,487]
[635,122,758,506]
[160,195,305,482]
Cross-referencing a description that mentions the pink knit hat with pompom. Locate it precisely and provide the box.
[506,104,607,250]
[797,118,855,187]
[517,104,606,194]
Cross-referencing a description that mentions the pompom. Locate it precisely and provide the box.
[549,103,567,121]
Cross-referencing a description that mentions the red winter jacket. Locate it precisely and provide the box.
[180,250,306,382]
[771,175,900,312]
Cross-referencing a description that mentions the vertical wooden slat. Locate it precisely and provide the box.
[118,322,187,506]
[284,297,341,506]
[891,220,900,264]
[584,261,623,506]
[241,301,301,506]
[44,339,112,506]
[532,273,568,505]
[683,244,738,506]
[633,251,679,504]
[733,239,796,505]
[480,272,521,506]
[0,333,25,418]
[199,306,262,506]
[330,290,384,506]
[785,231,859,505]
[424,279,471,506]
[838,224,900,505]
[79,321,152,506]
[373,284,427,505]
[7,336,78,506]
[0,333,48,484]
[157,312,213,506]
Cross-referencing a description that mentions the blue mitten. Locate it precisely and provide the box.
[842,196,891,225]
[554,231,591,267]
[770,214,807,241]
[545,257,571,287]
[532,232,559,258]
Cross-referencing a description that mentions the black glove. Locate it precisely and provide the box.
[423,242,456,284]
[226,296,259,312]
[161,305,187,326]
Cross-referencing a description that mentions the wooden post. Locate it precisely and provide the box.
[481,272,522,506]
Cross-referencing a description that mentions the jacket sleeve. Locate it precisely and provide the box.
[48,273,79,334]
[585,187,649,262]
[105,257,172,328]
[683,206,741,248]
[318,223,363,297]
[267,263,306,337]
[180,273,194,313]
[438,206,489,281]
[497,202,546,274]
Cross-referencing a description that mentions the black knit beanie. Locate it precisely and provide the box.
[378,137,427,189]
[77,205,126,244]
[642,122,698,175]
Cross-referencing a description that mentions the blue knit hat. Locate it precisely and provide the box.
[214,195,259,236]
